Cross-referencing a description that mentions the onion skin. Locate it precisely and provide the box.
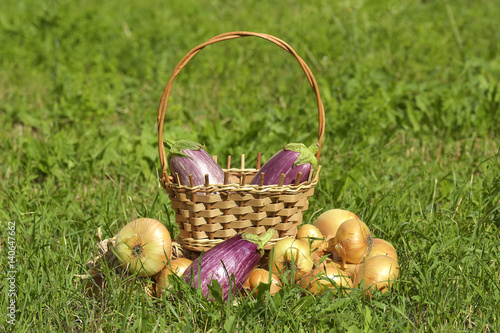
[269,238,314,281]
[114,218,172,277]
[299,263,352,295]
[338,262,360,281]
[333,219,373,265]
[165,140,225,186]
[243,268,282,297]
[296,224,327,256]
[250,143,319,186]
[366,238,398,262]
[313,209,360,250]
[325,256,360,281]
[353,255,400,295]
[155,258,193,297]
[183,229,275,301]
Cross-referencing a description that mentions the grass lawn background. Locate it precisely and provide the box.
[1,0,499,331]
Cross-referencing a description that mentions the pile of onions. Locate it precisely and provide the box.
[308,209,401,296]
[262,209,401,296]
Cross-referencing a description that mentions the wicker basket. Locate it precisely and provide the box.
[157,31,325,252]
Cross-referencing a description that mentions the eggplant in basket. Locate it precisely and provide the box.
[164,139,225,186]
[251,142,319,186]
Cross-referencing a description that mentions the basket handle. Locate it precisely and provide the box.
[157,31,325,180]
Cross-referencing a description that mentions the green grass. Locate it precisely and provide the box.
[1,0,499,331]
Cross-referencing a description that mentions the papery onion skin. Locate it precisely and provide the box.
[183,229,275,301]
[296,224,327,254]
[155,258,193,297]
[339,262,360,281]
[299,263,352,295]
[114,218,172,277]
[318,258,359,281]
[353,255,400,295]
[314,209,360,244]
[243,268,282,296]
[311,250,330,266]
[269,238,314,281]
[366,238,398,262]
[333,219,373,265]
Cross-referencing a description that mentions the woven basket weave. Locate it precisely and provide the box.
[157,31,325,252]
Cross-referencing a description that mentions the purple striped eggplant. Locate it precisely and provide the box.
[182,228,275,301]
[251,142,319,186]
[164,139,225,186]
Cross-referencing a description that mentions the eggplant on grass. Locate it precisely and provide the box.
[251,142,319,186]
[164,139,225,186]
[182,229,275,301]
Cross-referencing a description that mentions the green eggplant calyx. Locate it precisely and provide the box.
[164,139,203,159]
[241,228,276,254]
[284,142,319,170]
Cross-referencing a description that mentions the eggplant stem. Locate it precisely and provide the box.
[241,228,276,253]
[163,139,176,149]
[166,140,203,159]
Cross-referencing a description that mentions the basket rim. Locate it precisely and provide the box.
[179,234,296,252]
[161,165,321,195]
[156,31,326,184]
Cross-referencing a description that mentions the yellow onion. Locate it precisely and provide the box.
[155,258,192,297]
[366,238,398,262]
[299,263,352,295]
[114,218,172,277]
[269,238,314,282]
[296,224,327,258]
[311,250,329,266]
[326,258,360,281]
[333,219,373,265]
[314,209,360,241]
[341,262,361,281]
[353,255,400,295]
[243,268,282,297]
